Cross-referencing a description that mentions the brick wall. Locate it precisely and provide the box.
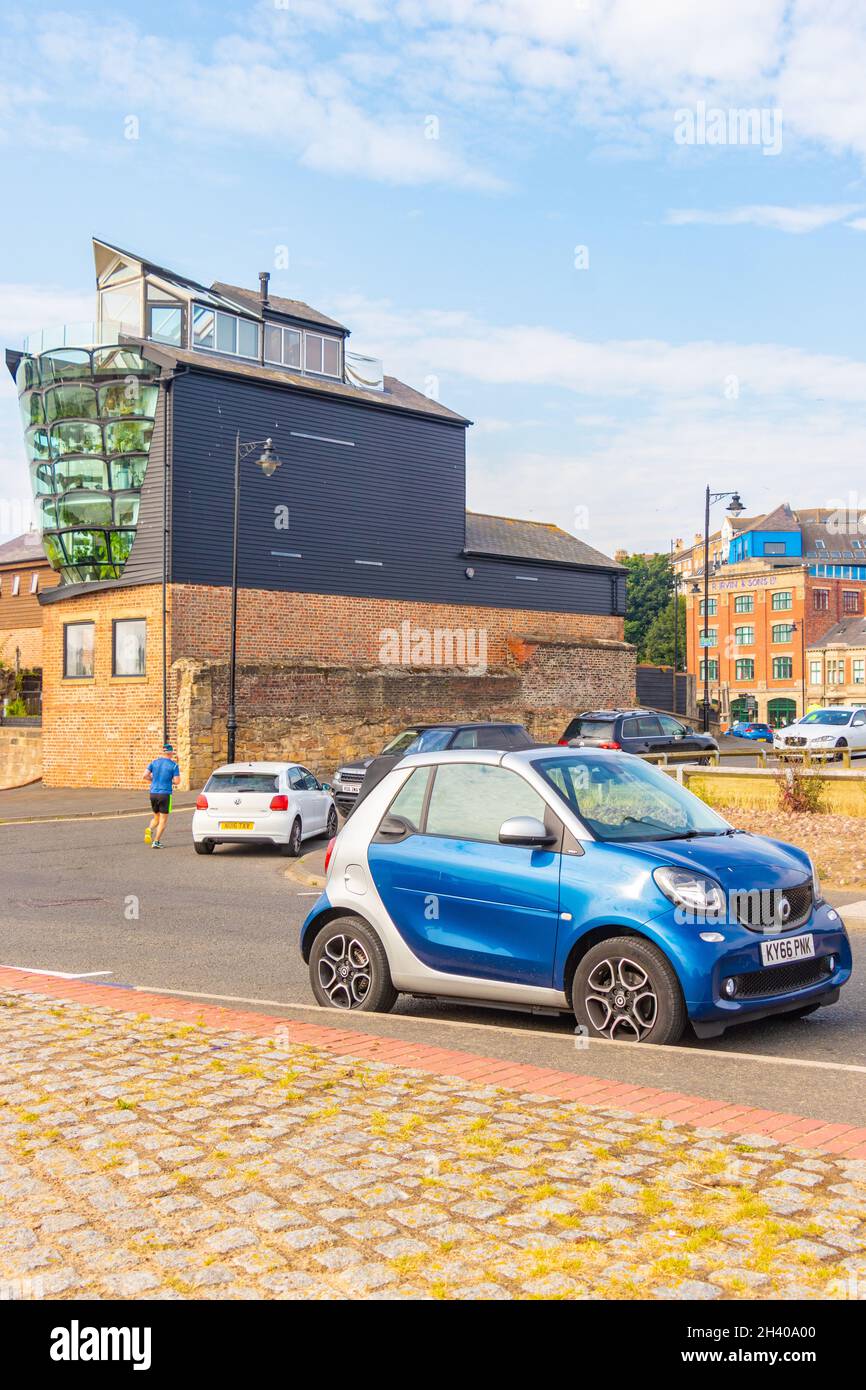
[40,584,169,788]
[0,625,43,670]
[170,583,624,666]
[41,580,633,788]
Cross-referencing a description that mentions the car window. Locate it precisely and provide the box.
[381,728,427,754]
[635,716,663,736]
[658,716,686,737]
[450,728,479,749]
[537,754,728,842]
[569,718,616,741]
[402,728,454,754]
[205,773,279,793]
[853,713,866,726]
[287,767,306,790]
[621,718,639,738]
[297,766,319,790]
[425,764,548,843]
[384,767,431,831]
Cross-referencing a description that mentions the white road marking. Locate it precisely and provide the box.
[295,891,321,897]
[0,807,195,828]
[130,983,866,1075]
[1,965,113,980]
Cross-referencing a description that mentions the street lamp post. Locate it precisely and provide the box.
[701,486,745,733]
[226,433,283,764]
[670,539,680,714]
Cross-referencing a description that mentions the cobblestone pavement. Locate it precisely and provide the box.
[2,988,865,1301]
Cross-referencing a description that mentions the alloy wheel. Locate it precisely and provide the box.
[316,934,372,1009]
[584,955,659,1041]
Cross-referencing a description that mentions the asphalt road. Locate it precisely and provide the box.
[2,808,865,1126]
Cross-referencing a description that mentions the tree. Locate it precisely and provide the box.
[622,553,674,660]
[644,594,687,667]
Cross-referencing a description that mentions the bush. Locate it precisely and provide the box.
[777,767,826,814]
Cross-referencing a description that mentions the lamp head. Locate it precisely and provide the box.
[256,438,281,477]
[727,492,745,516]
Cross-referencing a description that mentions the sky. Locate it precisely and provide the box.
[2,0,866,558]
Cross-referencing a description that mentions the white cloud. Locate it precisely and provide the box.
[666,203,863,233]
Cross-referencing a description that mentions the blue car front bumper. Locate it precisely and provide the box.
[644,900,852,1037]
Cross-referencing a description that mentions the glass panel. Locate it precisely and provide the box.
[31,462,55,494]
[109,454,148,489]
[92,347,154,376]
[114,619,146,676]
[64,530,111,566]
[284,326,301,366]
[16,356,40,392]
[26,426,52,460]
[64,623,95,678]
[37,497,57,528]
[193,306,215,348]
[113,493,140,527]
[40,349,92,383]
[56,493,113,528]
[105,420,153,455]
[98,382,158,418]
[110,530,136,565]
[42,535,67,566]
[19,392,44,428]
[305,333,323,373]
[216,312,237,353]
[238,319,258,358]
[322,336,341,376]
[149,306,182,345]
[54,456,109,491]
[264,324,282,363]
[43,385,99,421]
[51,422,104,458]
[100,286,142,334]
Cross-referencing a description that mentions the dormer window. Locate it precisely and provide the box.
[263,323,341,378]
[192,305,259,359]
[305,332,341,377]
[264,324,301,369]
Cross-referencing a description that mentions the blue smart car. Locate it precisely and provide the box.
[300,747,851,1044]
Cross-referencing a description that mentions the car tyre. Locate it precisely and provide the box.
[326,806,339,838]
[194,839,215,855]
[281,817,303,857]
[309,916,398,1013]
[572,935,686,1045]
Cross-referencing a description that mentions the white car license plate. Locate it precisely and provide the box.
[219,821,254,831]
[760,934,815,967]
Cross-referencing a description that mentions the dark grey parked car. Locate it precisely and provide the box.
[558,709,718,761]
[332,722,535,815]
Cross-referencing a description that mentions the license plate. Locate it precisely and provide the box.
[219,821,254,831]
[761,934,815,967]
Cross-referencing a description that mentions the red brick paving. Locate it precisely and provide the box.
[0,965,860,1162]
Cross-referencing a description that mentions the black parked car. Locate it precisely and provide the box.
[558,709,718,761]
[332,722,535,815]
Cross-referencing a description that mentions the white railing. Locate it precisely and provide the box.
[22,320,133,354]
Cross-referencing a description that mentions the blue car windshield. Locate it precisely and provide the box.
[535,754,730,843]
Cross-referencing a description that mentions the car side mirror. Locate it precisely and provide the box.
[498,816,556,847]
[375,814,414,841]
[321,782,333,792]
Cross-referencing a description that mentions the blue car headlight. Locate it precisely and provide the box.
[811,858,824,907]
[653,866,725,917]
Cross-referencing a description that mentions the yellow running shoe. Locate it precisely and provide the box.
[144,826,152,844]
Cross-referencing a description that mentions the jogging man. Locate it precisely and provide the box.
[144,742,180,848]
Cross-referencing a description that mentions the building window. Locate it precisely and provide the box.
[813,589,830,612]
[30,572,38,594]
[264,324,302,370]
[699,597,717,617]
[827,659,845,685]
[771,590,792,611]
[734,594,754,613]
[699,659,718,680]
[193,306,259,360]
[112,618,146,677]
[11,574,20,596]
[773,656,794,680]
[64,622,95,678]
[735,658,755,681]
[763,541,786,556]
[772,623,794,643]
[304,332,342,377]
[843,590,860,614]
[699,627,717,647]
[734,625,755,646]
[810,659,822,685]
[148,304,183,346]
[855,659,865,684]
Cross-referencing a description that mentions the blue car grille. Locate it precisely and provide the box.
[732,956,832,1000]
[733,881,813,932]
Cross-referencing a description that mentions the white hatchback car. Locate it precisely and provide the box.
[192,761,338,856]
[774,706,866,759]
